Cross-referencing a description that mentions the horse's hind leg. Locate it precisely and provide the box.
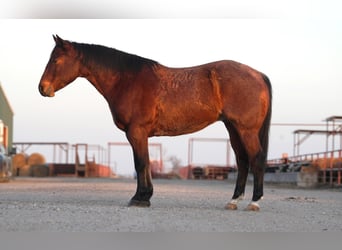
[247,150,266,211]
[225,121,266,211]
[238,130,265,211]
[224,122,249,210]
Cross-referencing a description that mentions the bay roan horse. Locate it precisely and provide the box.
[39,35,272,211]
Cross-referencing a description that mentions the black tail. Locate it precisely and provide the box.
[259,74,272,160]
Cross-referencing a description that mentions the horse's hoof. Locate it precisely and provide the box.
[128,199,151,207]
[245,203,260,211]
[225,203,238,210]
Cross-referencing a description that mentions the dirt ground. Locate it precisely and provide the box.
[0,177,341,232]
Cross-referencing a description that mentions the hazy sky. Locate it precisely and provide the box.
[1,1,342,175]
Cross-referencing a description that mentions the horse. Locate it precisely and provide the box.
[39,35,272,211]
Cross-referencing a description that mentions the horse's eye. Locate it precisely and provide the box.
[50,57,59,64]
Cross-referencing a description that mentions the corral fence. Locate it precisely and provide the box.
[12,142,111,178]
[267,149,342,186]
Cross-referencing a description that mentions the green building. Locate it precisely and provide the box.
[0,83,14,153]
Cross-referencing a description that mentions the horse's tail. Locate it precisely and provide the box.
[259,74,272,160]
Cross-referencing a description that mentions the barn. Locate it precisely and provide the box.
[0,83,14,153]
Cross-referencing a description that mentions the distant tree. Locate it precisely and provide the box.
[168,155,182,172]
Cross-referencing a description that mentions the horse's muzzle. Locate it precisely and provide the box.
[39,83,55,97]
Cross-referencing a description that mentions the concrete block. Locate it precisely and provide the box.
[297,172,318,188]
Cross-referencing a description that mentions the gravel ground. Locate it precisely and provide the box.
[0,177,341,232]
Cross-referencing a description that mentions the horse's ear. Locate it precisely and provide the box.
[53,34,64,46]
[53,34,72,50]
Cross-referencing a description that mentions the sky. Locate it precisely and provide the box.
[1,1,342,176]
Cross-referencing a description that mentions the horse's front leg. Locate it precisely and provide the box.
[126,129,153,207]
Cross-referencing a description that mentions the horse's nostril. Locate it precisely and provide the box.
[38,84,45,96]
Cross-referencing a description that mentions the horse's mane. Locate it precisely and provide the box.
[72,42,159,73]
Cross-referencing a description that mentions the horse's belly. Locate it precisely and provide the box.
[152,111,218,136]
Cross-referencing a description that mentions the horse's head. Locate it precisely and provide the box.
[39,35,81,97]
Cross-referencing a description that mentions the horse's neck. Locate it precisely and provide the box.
[81,63,120,98]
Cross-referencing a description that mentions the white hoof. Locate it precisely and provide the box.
[245,201,260,211]
[225,202,238,210]
[225,194,244,210]
[245,197,263,211]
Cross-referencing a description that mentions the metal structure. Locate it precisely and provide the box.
[107,142,163,174]
[13,142,110,177]
[13,142,70,163]
[293,116,342,156]
[188,137,231,167]
[11,116,342,184]
[268,149,342,186]
[267,116,342,186]
[187,138,232,180]
[73,143,88,177]
[70,143,106,165]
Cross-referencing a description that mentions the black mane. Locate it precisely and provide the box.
[73,42,159,73]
